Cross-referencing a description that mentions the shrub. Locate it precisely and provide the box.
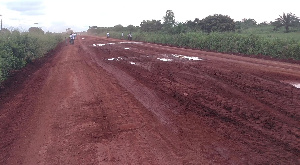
[128,32,300,60]
[0,31,63,82]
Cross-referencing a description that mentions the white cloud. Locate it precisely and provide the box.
[5,0,45,15]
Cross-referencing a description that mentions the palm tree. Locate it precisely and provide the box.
[274,13,299,33]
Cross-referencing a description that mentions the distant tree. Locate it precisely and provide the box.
[11,30,20,35]
[127,25,138,32]
[242,18,257,27]
[258,21,269,26]
[163,10,175,30]
[201,14,235,33]
[0,28,10,34]
[235,21,242,30]
[114,24,124,32]
[235,18,257,30]
[28,27,44,34]
[186,20,196,29]
[66,28,73,34]
[140,20,162,32]
[171,22,187,34]
[87,26,113,35]
[273,12,299,32]
[87,26,97,34]
[186,18,202,31]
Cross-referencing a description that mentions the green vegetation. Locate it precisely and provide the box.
[272,13,299,33]
[200,14,235,33]
[0,29,63,82]
[87,25,139,36]
[140,20,162,32]
[132,31,300,60]
[90,10,300,61]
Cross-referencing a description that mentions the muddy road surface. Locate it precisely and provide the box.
[1,36,300,164]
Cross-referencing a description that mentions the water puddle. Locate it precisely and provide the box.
[172,54,202,61]
[119,42,142,44]
[92,42,141,47]
[124,48,130,50]
[107,57,123,61]
[282,81,300,89]
[156,54,202,62]
[93,43,105,47]
[157,58,173,62]
[107,57,136,65]
[291,83,300,88]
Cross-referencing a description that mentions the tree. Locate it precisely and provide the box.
[235,18,257,30]
[186,18,202,31]
[258,21,269,26]
[140,20,162,32]
[127,25,138,32]
[201,14,235,33]
[235,21,242,30]
[28,27,44,34]
[66,28,73,34]
[163,10,175,29]
[0,28,10,34]
[171,22,187,34]
[242,18,257,26]
[87,26,97,34]
[114,24,124,32]
[273,12,299,32]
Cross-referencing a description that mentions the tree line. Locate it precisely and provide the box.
[88,10,300,34]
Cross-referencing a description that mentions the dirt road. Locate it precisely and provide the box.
[1,36,299,164]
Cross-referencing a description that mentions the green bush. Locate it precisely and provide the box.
[0,31,63,82]
[128,32,300,60]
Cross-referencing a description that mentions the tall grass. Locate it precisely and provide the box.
[0,31,63,82]
[130,32,300,60]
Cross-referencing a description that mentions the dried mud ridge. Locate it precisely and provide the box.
[1,36,300,164]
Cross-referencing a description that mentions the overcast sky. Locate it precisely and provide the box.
[0,0,299,33]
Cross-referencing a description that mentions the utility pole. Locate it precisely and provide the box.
[0,15,2,31]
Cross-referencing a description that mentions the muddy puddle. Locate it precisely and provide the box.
[291,83,300,88]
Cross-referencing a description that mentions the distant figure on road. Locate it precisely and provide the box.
[121,32,124,39]
[127,32,132,41]
[69,33,75,45]
[73,33,77,40]
[107,32,110,38]
[69,33,73,45]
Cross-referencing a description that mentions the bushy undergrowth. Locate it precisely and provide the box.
[0,31,63,82]
[126,32,300,60]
